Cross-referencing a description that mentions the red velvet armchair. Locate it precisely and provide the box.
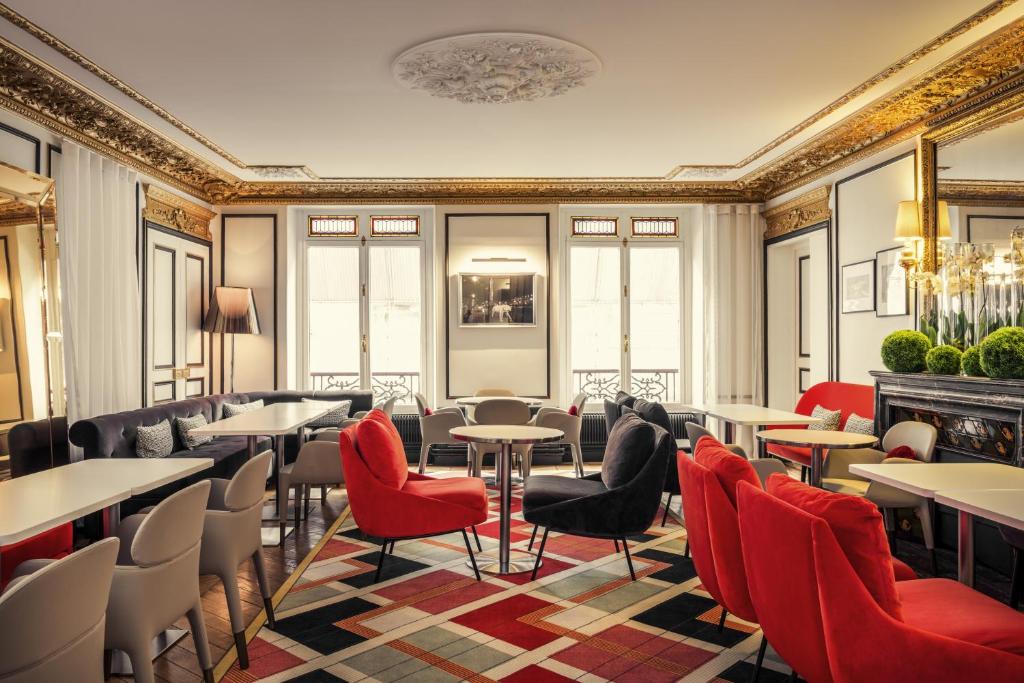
[766,381,874,473]
[339,410,488,582]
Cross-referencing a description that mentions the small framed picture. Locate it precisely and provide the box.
[875,247,909,317]
[841,259,875,314]
[798,367,811,394]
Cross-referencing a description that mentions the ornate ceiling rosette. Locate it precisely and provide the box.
[392,32,601,104]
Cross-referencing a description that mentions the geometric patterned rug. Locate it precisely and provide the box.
[222,478,792,682]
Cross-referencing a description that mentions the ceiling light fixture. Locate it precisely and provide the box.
[393,32,601,104]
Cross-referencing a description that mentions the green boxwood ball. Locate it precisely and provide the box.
[926,345,962,375]
[979,326,1024,379]
[881,330,931,373]
[961,346,986,377]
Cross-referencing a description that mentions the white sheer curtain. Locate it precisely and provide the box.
[57,141,141,436]
[691,204,764,407]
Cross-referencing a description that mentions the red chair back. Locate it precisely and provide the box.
[793,381,874,429]
[736,481,833,683]
[339,426,389,538]
[812,517,1024,682]
[676,453,724,607]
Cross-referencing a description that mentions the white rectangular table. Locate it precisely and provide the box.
[687,403,820,455]
[188,401,345,545]
[850,462,1024,586]
[935,489,1024,587]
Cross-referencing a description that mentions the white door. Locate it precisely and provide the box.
[145,228,211,405]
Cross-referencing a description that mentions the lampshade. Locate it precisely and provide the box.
[203,286,260,335]
[894,200,922,241]
[937,200,952,240]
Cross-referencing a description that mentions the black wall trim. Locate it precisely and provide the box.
[444,212,552,399]
[0,121,41,174]
[185,252,207,368]
[45,143,61,179]
[761,220,830,404]
[220,213,279,393]
[833,149,916,382]
[151,244,177,370]
[798,255,810,358]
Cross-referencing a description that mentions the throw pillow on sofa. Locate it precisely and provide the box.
[223,399,264,417]
[136,420,174,458]
[175,414,213,449]
[843,412,875,435]
[807,404,841,431]
[601,412,655,489]
[303,398,352,428]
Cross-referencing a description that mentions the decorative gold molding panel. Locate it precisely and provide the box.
[142,184,215,241]
[939,179,1024,207]
[762,185,832,239]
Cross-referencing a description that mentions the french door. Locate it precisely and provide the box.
[304,242,424,405]
[144,226,211,405]
[569,242,684,406]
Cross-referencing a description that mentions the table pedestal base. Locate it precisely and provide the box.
[469,550,541,575]
[109,628,188,675]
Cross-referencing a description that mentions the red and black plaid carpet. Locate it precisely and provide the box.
[223,478,790,682]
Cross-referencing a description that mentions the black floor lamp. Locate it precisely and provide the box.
[203,286,260,393]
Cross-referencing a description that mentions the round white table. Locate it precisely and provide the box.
[450,425,563,575]
[454,396,543,407]
[756,429,877,488]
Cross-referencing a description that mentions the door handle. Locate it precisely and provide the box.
[173,367,191,379]
[361,334,368,353]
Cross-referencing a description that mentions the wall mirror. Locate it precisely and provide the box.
[0,161,66,476]
[927,97,1024,349]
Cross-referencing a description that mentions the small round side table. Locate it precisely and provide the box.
[755,429,878,488]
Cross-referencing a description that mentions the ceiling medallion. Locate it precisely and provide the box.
[392,32,600,104]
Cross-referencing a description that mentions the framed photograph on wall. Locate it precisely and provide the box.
[841,259,875,313]
[875,247,909,317]
[458,273,536,327]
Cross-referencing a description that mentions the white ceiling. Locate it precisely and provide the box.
[3,0,1002,178]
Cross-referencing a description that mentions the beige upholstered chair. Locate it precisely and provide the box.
[822,421,939,571]
[534,409,585,478]
[200,451,276,669]
[280,441,346,535]
[0,537,119,683]
[470,398,532,478]
[684,421,786,485]
[475,388,515,397]
[418,406,469,474]
[105,480,215,683]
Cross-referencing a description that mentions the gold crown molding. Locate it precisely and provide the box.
[938,179,1024,207]
[664,0,1018,179]
[748,18,1024,199]
[762,185,832,239]
[0,197,52,227]
[0,36,236,201]
[142,184,215,240]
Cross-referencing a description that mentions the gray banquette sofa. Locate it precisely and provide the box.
[68,390,372,517]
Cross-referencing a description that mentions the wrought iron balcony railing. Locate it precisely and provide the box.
[572,368,679,403]
[310,371,421,404]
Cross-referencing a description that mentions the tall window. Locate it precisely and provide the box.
[568,217,685,405]
[304,215,425,405]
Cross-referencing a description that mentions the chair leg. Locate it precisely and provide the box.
[529,525,538,551]
[684,540,690,558]
[800,467,807,483]
[388,540,396,554]
[789,670,799,682]
[374,540,389,583]
[234,632,249,670]
[614,539,620,553]
[462,529,481,581]
[717,607,728,632]
[304,484,311,520]
[622,537,637,581]
[1010,547,1022,610]
[419,443,430,475]
[751,634,768,682]
[320,484,327,503]
[293,486,302,530]
[531,528,550,581]
[252,549,275,629]
[571,442,585,478]
[219,570,248,668]
[472,525,482,552]
[661,492,673,526]
[186,599,215,683]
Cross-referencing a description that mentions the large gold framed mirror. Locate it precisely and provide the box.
[0,161,66,476]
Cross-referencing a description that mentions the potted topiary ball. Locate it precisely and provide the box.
[926,345,962,375]
[880,330,931,373]
[961,345,986,377]
[979,326,1024,379]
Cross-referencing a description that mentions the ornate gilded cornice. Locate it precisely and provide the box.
[142,184,214,240]
[762,185,832,239]
[746,18,1024,199]
[938,179,1024,207]
[0,36,236,201]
